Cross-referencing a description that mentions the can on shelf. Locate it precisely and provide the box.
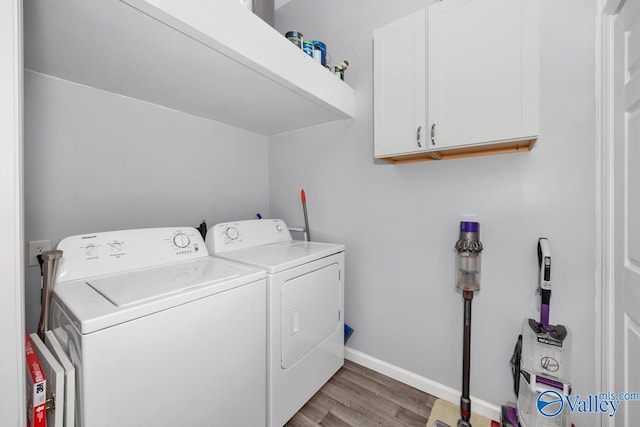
[333,65,344,80]
[302,41,314,57]
[285,31,303,49]
[311,40,327,66]
[333,60,349,81]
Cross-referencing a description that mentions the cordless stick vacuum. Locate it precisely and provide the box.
[455,222,483,427]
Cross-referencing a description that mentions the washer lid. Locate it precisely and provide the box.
[214,241,344,274]
[52,257,265,334]
[87,258,243,306]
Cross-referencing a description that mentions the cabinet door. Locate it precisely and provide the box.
[428,0,539,150]
[374,9,427,158]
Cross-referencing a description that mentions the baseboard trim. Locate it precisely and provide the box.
[344,346,501,421]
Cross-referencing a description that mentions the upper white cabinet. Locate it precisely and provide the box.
[428,0,539,150]
[374,0,539,163]
[373,9,427,159]
[23,0,355,136]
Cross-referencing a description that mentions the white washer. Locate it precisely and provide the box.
[49,227,267,427]
[206,219,345,427]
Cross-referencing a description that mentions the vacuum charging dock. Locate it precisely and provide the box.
[515,319,572,427]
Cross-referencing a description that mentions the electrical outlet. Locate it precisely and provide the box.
[28,240,52,267]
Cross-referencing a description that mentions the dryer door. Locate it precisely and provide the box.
[281,262,340,369]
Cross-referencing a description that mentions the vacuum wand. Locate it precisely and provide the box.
[37,249,63,341]
[460,290,473,426]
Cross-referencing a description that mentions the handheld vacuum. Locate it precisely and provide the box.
[501,238,572,427]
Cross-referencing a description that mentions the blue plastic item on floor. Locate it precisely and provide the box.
[344,323,354,343]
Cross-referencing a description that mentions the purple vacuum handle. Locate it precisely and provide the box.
[541,289,554,333]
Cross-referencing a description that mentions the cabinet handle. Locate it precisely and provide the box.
[417,126,422,147]
[431,123,436,145]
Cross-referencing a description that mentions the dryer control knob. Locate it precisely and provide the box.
[173,233,191,248]
[276,224,283,232]
[225,227,239,240]
[85,244,97,256]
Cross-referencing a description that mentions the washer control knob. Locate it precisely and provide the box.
[110,242,123,252]
[276,224,283,232]
[85,244,97,256]
[225,227,239,240]
[173,233,191,248]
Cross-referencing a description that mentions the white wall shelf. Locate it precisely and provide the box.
[24,0,355,136]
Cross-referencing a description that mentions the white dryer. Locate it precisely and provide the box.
[49,227,267,427]
[206,219,345,427]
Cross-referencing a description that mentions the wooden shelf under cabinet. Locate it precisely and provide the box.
[378,139,537,164]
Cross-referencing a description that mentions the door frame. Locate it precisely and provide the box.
[597,0,623,426]
[0,0,25,426]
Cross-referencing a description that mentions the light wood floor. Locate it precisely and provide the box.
[285,360,437,427]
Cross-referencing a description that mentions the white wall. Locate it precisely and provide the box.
[0,1,25,426]
[254,0,275,26]
[23,71,270,332]
[273,0,597,424]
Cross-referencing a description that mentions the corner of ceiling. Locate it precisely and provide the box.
[274,0,293,11]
